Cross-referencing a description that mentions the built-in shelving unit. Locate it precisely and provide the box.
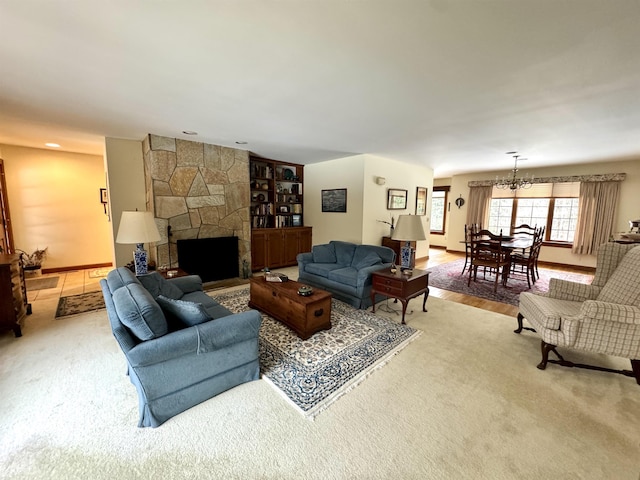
[249,155,311,271]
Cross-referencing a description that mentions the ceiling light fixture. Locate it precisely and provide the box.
[45,143,61,148]
[494,151,533,191]
[182,130,198,135]
[235,141,248,145]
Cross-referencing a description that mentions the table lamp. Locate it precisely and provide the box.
[116,211,161,275]
[391,214,426,272]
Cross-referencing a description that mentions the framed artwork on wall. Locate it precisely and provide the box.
[415,187,427,216]
[321,188,347,212]
[387,188,407,210]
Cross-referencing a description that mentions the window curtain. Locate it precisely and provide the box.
[572,181,621,255]
[466,185,493,227]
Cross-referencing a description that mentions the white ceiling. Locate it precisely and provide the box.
[1,1,639,177]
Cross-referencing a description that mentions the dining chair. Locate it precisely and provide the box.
[462,223,480,274]
[468,229,510,292]
[510,226,544,287]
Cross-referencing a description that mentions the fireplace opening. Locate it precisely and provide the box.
[177,237,239,282]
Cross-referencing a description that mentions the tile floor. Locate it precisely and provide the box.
[25,267,111,303]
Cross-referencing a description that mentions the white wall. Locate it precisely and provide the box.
[104,138,147,268]
[440,158,640,268]
[305,154,434,260]
[304,155,366,245]
[1,144,112,270]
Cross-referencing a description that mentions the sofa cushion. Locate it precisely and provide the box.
[352,250,382,270]
[112,283,168,341]
[313,244,337,263]
[305,263,343,278]
[106,267,138,292]
[156,295,213,327]
[596,247,640,306]
[328,267,359,287]
[181,291,233,320]
[137,272,184,300]
[332,241,357,266]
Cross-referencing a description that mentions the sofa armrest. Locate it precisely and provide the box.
[126,309,261,367]
[548,278,600,302]
[356,263,392,288]
[297,252,313,266]
[167,275,203,294]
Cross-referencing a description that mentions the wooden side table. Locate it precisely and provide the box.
[370,268,430,324]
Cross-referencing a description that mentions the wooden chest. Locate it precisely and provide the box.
[248,277,332,340]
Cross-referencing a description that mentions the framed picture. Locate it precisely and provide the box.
[99,188,108,204]
[292,214,302,226]
[387,189,407,210]
[322,188,347,213]
[279,206,289,213]
[415,187,427,216]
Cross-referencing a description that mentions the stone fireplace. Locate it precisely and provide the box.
[142,134,251,278]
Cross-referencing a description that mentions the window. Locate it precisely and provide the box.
[487,183,580,244]
[550,198,579,242]
[430,187,448,234]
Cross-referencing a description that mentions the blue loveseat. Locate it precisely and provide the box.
[100,267,261,428]
[297,241,395,309]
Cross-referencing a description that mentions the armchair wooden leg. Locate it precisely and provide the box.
[514,313,536,334]
[537,340,557,370]
[632,360,640,385]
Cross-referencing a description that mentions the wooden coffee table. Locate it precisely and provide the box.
[248,277,332,340]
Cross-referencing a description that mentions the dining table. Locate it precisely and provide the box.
[466,234,535,286]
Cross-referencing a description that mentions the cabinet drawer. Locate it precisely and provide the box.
[373,277,403,296]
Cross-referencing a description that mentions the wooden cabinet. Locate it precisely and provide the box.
[382,236,416,267]
[250,154,311,271]
[252,227,312,271]
[0,254,29,337]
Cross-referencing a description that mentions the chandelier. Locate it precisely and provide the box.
[494,152,533,191]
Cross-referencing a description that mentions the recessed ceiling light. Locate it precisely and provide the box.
[45,143,61,148]
[182,130,198,135]
[235,141,248,145]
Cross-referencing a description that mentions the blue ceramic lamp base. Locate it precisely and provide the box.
[133,243,149,275]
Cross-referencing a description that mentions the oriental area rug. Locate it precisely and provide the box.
[429,259,594,306]
[214,288,421,419]
[56,291,105,318]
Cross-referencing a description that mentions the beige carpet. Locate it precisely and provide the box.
[1,289,638,479]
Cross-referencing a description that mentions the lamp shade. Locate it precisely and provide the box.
[116,211,161,244]
[391,215,426,242]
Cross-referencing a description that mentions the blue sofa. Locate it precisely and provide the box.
[100,267,261,428]
[297,241,395,309]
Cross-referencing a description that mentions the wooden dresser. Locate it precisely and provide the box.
[0,254,29,337]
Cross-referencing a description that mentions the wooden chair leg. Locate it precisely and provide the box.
[632,359,640,386]
[537,340,556,370]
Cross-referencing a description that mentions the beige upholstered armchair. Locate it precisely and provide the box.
[516,242,640,384]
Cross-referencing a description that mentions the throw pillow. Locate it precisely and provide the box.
[112,284,168,341]
[353,251,382,270]
[137,272,184,300]
[313,244,337,263]
[156,295,213,327]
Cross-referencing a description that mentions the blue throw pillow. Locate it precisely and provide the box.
[353,251,382,270]
[112,284,168,341]
[312,244,337,263]
[156,295,212,327]
[137,272,184,300]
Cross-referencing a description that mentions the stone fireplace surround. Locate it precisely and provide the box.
[142,134,251,277]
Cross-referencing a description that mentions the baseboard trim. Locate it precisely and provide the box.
[42,263,113,274]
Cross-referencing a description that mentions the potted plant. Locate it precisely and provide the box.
[17,247,48,276]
